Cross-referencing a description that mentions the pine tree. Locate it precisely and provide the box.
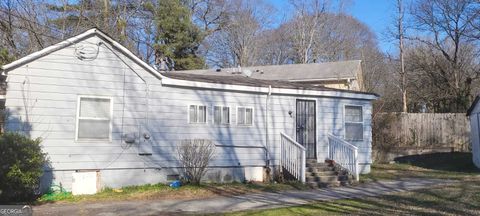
[149,0,205,70]
[0,48,13,66]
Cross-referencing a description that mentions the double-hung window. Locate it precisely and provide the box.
[213,106,230,125]
[237,107,253,126]
[344,105,364,141]
[76,96,112,141]
[189,105,207,124]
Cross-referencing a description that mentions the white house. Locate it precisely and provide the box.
[467,97,480,168]
[0,28,377,193]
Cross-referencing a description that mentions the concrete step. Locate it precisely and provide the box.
[337,175,349,182]
[306,175,339,183]
[283,161,352,188]
[318,181,343,187]
[306,163,332,168]
[306,170,337,176]
[307,181,345,188]
[307,166,334,172]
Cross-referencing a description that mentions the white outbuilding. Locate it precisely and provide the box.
[466,96,480,168]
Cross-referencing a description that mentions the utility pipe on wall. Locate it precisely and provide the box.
[265,85,272,167]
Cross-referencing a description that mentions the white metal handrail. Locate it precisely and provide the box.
[280,132,306,183]
[327,134,359,181]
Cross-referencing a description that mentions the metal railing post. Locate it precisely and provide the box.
[301,149,306,183]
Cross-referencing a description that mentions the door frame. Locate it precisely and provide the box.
[295,98,317,160]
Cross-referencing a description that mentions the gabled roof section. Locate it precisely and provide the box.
[0,28,163,79]
[171,60,362,81]
[467,96,480,116]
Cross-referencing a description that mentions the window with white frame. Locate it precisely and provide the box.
[237,107,253,126]
[189,105,207,124]
[213,106,230,125]
[76,96,112,140]
[344,105,363,141]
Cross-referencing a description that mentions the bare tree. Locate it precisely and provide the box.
[288,0,328,63]
[205,0,273,67]
[0,0,17,54]
[187,0,228,33]
[408,0,480,112]
[397,0,407,112]
[177,139,216,185]
[255,26,293,65]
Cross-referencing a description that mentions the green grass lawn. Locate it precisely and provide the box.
[226,152,480,216]
[37,181,309,204]
[38,152,480,215]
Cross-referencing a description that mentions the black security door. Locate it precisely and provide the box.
[296,100,316,159]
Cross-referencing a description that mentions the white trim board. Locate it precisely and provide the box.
[161,78,378,100]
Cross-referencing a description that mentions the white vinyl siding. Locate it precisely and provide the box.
[3,34,376,190]
[345,105,363,141]
[189,105,207,124]
[237,107,253,126]
[213,106,230,125]
[76,96,112,141]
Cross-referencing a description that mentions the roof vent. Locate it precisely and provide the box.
[242,69,253,77]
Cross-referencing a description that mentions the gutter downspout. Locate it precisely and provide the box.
[265,85,272,167]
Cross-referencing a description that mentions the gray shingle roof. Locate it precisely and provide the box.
[170,60,361,81]
[162,72,378,96]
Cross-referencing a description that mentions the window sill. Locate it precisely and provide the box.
[213,124,232,127]
[75,139,112,143]
[237,124,254,127]
[188,122,208,125]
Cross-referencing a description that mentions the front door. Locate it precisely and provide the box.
[296,99,316,159]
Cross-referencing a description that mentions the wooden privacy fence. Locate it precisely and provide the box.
[373,113,470,162]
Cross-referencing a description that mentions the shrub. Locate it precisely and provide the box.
[0,132,46,203]
[177,139,216,185]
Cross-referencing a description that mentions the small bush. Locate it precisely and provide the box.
[0,132,47,203]
[177,139,216,185]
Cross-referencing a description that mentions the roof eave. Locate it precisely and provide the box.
[1,28,97,73]
[467,96,480,116]
[0,28,164,80]
[288,77,356,82]
[161,77,378,100]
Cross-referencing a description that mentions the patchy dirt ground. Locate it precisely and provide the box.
[33,179,453,216]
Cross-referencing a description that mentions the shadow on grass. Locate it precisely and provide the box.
[362,152,480,182]
[394,152,479,173]
[201,181,310,198]
[232,180,480,216]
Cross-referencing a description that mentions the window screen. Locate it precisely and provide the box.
[213,106,230,125]
[345,105,363,141]
[189,105,207,124]
[237,107,253,126]
[77,97,112,140]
